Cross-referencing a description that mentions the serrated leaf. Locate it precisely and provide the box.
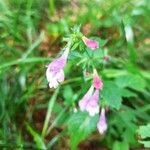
[101,81,122,109]
[138,124,150,148]
[138,124,150,139]
[67,111,98,150]
[121,89,137,97]
[139,141,150,148]
[115,74,146,92]
[122,127,137,145]
[93,48,104,60]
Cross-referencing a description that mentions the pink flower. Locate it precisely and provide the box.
[82,36,99,50]
[46,48,69,88]
[97,108,107,134]
[85,90,100,116]
[78,69,103,116]
[78,85,94,111]
[78,86,100,116]
[93,69,103,90]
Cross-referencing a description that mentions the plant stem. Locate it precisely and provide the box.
[42,87,60,137]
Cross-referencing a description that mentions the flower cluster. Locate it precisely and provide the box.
[78,70,102,116]
[78,69,107,134]
[46,34,107,134]
[46,36,99,88]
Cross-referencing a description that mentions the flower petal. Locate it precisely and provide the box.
[93,69,103,90]
[49,79,59,88]
[97,108,107,134]
[78,85,94,111]
[46,48,70,88]
[86,90,100,116]
[82,36,99,50]
[46,68,54,83]
[56,69,65,82]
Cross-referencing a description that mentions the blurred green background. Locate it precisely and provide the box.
[0,0,150,149]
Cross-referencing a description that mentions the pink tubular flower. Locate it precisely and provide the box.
[82,36,99,50]
[78,85,94,111]
[46,48,69,88]
[78,69,103,116]
[97,108,107,134]
[93,69,103,90]
[78,86,100,116]
[85,90,100,116]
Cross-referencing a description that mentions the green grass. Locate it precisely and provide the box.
[0,0,150,149]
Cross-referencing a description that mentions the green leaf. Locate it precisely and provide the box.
[138,124,150,148]
[138,124,150,139]
[69,51,82,60]
[121,89,137,98]
[63,86,73,105]
[68,111,98,150]
[26,124,46,150]
[93,48,104,62]
[139,141,150,148]
[101,81,122,109]
[71,42,80,51]
[115,74,146,92]
[122,124,138,145]
[91,37,107,47]
[113,141,129,150]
